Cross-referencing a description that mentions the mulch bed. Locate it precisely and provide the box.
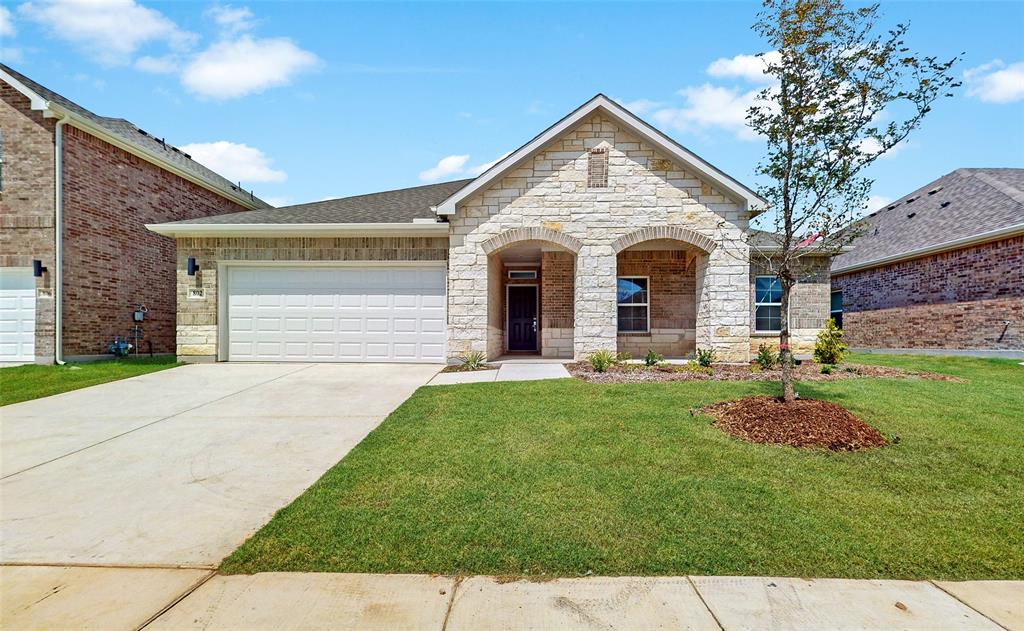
[702,395,888,451]
[440,364,499,373]
[568,361,962,384]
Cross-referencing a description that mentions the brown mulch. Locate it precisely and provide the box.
[702,395,888,451]
[568,361,963,384]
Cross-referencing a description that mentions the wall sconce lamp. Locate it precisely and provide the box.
[187,257,200,276]
[32,259,47,277]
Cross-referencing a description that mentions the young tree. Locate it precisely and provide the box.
[747,0,959,402]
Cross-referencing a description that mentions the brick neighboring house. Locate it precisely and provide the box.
[0,64,269,363]
[149,95,835,364]
[832,168,1024,353]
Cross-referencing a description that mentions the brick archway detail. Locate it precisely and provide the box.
[611,226,717,254]
[481,227,583,255]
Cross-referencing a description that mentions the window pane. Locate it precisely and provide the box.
[830,291,843,312]
[617,305,648,332]
[755,305,781,331]
[755,276,781,303]
[617,277,648,304]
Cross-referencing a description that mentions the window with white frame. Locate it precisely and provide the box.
[830,290,843,329]
[617,276,649,332]
[754,276,782,332]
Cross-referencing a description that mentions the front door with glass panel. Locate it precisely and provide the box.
[507,285,538,351]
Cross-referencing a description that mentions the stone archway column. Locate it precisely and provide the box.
[694,238,750,362]
[573,244,618,359]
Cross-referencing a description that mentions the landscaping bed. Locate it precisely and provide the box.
[568,360,962,384]
[702,395,888,451]
[440,364,498,373]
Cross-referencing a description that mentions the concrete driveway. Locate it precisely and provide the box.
[0,362,439,568]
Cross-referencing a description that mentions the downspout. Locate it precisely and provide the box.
[53,113,68,364]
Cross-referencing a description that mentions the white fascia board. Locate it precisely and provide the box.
[434,94,765,215]
[0,68,49,111]
[832,223,1024,275]
[145,222,451,238]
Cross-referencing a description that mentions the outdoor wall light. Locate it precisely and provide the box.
[187,257,200,276]
[32,259,47,277]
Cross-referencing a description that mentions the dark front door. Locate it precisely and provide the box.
[507,285,538,352]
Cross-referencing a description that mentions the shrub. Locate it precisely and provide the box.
[615,351,632,363]
[754,343,778,370]
[814,318,848,365]
[644,348,664,367]
[695,348,715,368]
[821,364,835,374]
[589,349,616,373]
[457,350,487,370]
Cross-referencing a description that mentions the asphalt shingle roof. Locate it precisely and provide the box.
[162,179,473,225]
[832,168,1024,272]
[2,63,269,209]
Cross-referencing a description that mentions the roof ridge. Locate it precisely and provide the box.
[275,178,474,210]
[967,170,1024,206]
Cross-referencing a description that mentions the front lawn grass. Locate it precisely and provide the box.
[0,356,182,406]
[222,354,1024,580]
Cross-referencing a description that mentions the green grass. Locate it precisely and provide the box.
[0,356,182,406]
[221,354,1024,580]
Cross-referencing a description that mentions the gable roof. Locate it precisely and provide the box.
[434,94,764,215]
[147,180,465,236]
[0,63,268,211]
[832,168,1024,274]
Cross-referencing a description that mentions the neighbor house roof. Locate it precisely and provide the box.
[832,168,1024,274]
[0,63,268,210]
[434,94,765,215]
[146,180,468,237]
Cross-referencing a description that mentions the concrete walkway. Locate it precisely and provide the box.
[427,362,571,385]
[4,569,1020,630]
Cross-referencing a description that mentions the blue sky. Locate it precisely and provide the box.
[2,1,1022,220]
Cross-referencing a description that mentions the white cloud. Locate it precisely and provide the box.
[0,6,16,36]
[0,47,23,63]
[134,55,178,74]
[262,196,290,207]
[706,51,780,84]
[419,154,469,182]
[419,151,513,181]
[181,35,318,99]
[857,137,907,160]
[466,151,512,176]
[652,84,763,141]
[179,141,286,183]
[206,4,255,34]
[19,0,194,65]
[865,195,892,214]
[964,59,1024,104]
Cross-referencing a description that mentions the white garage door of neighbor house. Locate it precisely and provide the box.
[0,268,37,363]
[226,265,446,363]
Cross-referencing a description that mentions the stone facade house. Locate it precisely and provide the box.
[0,64,268,363]
[832,168,1023,353]
[149,95,835,364]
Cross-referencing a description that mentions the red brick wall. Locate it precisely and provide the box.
[833,236,1024,350]
[60,125,250,356]
[541,251,573,329]
[616,249,695,328]
[0,84,57,360]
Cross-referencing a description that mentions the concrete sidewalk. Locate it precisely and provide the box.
[427,362,571,385]
[5,568,1020,630]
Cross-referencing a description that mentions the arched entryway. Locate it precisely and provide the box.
[611,227,715,359]
[481,229,581,360]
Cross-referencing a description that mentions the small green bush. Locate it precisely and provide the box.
[814,318,848,365]
[589,349,616,373]
[457,351,487,370]
[615,351,632,363]
[821,364,835,374]
[644,348,664,367]
[754,343,778,370]
[695,348,715,368]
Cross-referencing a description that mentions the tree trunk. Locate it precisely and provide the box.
[779,278,795,403]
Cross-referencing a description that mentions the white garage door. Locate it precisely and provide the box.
[226,265,446,363]
[0,268,36,363]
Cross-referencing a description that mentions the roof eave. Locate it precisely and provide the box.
[435,94,764,215]
[146,222,451,238]
[832,223,1024,275]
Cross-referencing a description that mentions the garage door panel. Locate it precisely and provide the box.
[0,269,36,362]
[227,266,445,363]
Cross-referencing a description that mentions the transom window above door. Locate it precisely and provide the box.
[617,276,649,333]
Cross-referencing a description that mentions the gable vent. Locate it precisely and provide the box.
[587,148,608,188]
